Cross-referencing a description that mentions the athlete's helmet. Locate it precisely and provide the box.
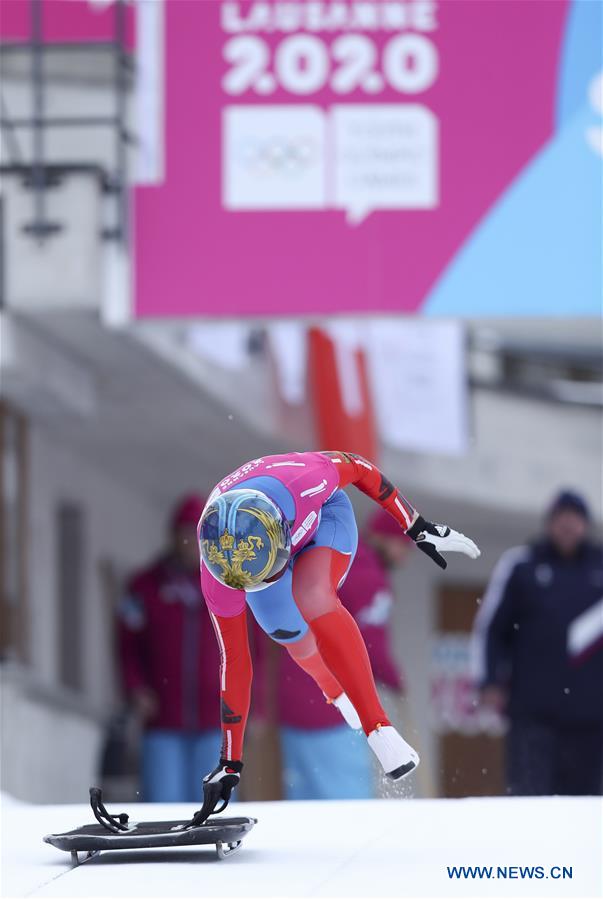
[199,488,291,592]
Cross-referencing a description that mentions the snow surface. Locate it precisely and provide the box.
[2,795,602,899]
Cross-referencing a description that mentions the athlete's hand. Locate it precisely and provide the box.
[406,516,480,570]
[191,759,243,825]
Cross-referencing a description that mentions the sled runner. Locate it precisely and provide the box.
[44,787,257,865]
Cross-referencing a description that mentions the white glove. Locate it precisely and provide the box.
[406,516,480,569]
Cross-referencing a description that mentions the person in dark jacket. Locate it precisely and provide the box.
[118,494,221,802]
[472,490,603,796]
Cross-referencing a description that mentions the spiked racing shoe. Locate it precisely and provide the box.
[368,724,420,780]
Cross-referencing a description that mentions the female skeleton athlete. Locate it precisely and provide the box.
[195,451,480,820]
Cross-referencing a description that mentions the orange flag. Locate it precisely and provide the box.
[308,326,378,461]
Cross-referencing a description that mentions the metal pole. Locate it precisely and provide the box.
[0,94,25,165]
[114,0,128,245]
[0,196,5,309]
[30,0,45,239]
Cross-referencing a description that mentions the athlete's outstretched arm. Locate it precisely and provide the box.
[194,607,251,823]
[323,451,481,569]
[208,608,252,763]
[324,451,418,529]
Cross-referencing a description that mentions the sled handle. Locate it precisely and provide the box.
[89,787,130,833]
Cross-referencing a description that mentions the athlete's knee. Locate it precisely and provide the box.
[284,629,317,660]
[296,585,340,622]
[300,578,327,605]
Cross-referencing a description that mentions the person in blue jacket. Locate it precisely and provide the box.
[472,490,603,796]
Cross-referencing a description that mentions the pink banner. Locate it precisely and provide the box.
[133,0,568,318]
[0,0,135,46]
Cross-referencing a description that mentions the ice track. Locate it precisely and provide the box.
[2,794,602,898]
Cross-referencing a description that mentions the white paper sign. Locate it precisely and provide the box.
[366,319,468,456]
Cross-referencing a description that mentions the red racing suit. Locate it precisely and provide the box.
[202,451,416,760]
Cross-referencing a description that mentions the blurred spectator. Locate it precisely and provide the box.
[118,494,221,802]
[270,509,409,800]
[473,490,603,796]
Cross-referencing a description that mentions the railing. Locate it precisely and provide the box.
[0,0,134,244]
[469,333,603,408]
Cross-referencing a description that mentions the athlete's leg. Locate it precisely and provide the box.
[293,546,390,736]
[291,493,419,779]
[248,494,417,779]
[245,566,342,699]
[284,630,342,700]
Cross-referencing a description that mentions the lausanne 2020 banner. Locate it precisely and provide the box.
[5,0,593,318]
[1,0,600,317]
[132,0,601,318]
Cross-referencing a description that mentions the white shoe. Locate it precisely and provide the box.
[326,692,362,730]
[368,725,420,780]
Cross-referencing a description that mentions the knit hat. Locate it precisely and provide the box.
[171,494,206,529]
[548,489,590,521]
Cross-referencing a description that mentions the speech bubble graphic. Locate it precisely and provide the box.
[223,105,327,209]
[586,71,603,156]
[331,104,438,224]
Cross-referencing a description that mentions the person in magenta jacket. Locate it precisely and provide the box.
[272,508,410,799]
[118,494,221,802]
